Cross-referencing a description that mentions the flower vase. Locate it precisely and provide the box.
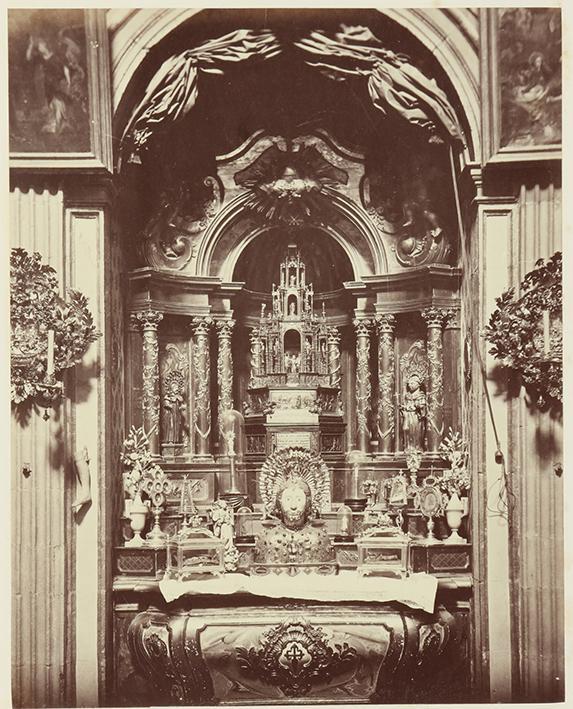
[445,491,466,544]
[126,493,148,547]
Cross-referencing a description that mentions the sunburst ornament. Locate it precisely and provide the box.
[259,447,331,516]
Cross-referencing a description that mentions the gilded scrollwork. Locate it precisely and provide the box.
[421,308,450,450]
[216,319,235,432]
[327,328,341,388]
[353,319,372,450]
[142,177,222,271]
[132,310,163,452]
[191,317,212,455]
[375,314,396,451]
[236,619,358,697]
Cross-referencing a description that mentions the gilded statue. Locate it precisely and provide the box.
[400,374,427,450]
[163,372,187,444]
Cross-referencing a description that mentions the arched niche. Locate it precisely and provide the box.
[198,193,383,281]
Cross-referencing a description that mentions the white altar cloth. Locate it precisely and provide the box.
[159,571,438,613]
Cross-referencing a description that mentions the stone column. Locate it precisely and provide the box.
[131,310,163,455]
[216,318,235,440]
[191,316,212,457]
[353,318,372,453]
[375,314,396,453]
[421,307,448,452]
[327,327,341,388]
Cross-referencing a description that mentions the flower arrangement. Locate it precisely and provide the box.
[484,251,562,406]
[437,428,470,498]
[121,425,162,500]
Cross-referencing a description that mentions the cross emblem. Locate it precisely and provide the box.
[285,644,304,663]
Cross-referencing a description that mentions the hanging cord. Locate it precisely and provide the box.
[448,145,512,521]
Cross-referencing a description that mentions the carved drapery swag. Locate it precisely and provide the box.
[120,29,280,165]
[295,25,465,144]
[121,24,465,167]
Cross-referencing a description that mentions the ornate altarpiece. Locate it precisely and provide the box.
[115,124,468,705]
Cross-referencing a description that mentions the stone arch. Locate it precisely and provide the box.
[195,189,386,281]
[108,8,480,163]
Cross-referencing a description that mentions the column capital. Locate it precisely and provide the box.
[353,318,372,336]
[191,316,213,336]
[442,308,460,329]
[327,326,341,344]
[375,313,396,334]
[131,309,163,331]
[421,307,448,328]
[215,319,235,337]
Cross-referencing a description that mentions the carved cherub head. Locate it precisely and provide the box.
[275,477,312,530]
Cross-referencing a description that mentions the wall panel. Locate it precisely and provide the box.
[10,187,73,708]
[509,182,563,702]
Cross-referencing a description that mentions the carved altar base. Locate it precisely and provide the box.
[127,600,466,705]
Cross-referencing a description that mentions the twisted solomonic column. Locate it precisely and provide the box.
[216,319,235,441]
[421,307,452,452]
[375,314,396,453]
[191,317,213,457]
[131,310,164,456]
[353,318,372,453]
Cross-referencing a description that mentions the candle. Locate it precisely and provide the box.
[351,464,359,498]
[46,329,55,378]
[542,310,550,356]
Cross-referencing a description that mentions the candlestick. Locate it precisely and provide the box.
[542,310,550,356]
[47,329,55,378]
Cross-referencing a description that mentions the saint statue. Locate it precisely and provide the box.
[163,373,186,444]
[400,374,427,450]
[288,300,297,316]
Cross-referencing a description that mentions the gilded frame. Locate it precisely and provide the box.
[9,9,112,171]
[480,7,562,164]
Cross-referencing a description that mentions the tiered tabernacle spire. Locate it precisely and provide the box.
[250,246,334,384]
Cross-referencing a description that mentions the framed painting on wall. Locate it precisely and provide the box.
[481,7,561,163]
[9,8,112,171]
